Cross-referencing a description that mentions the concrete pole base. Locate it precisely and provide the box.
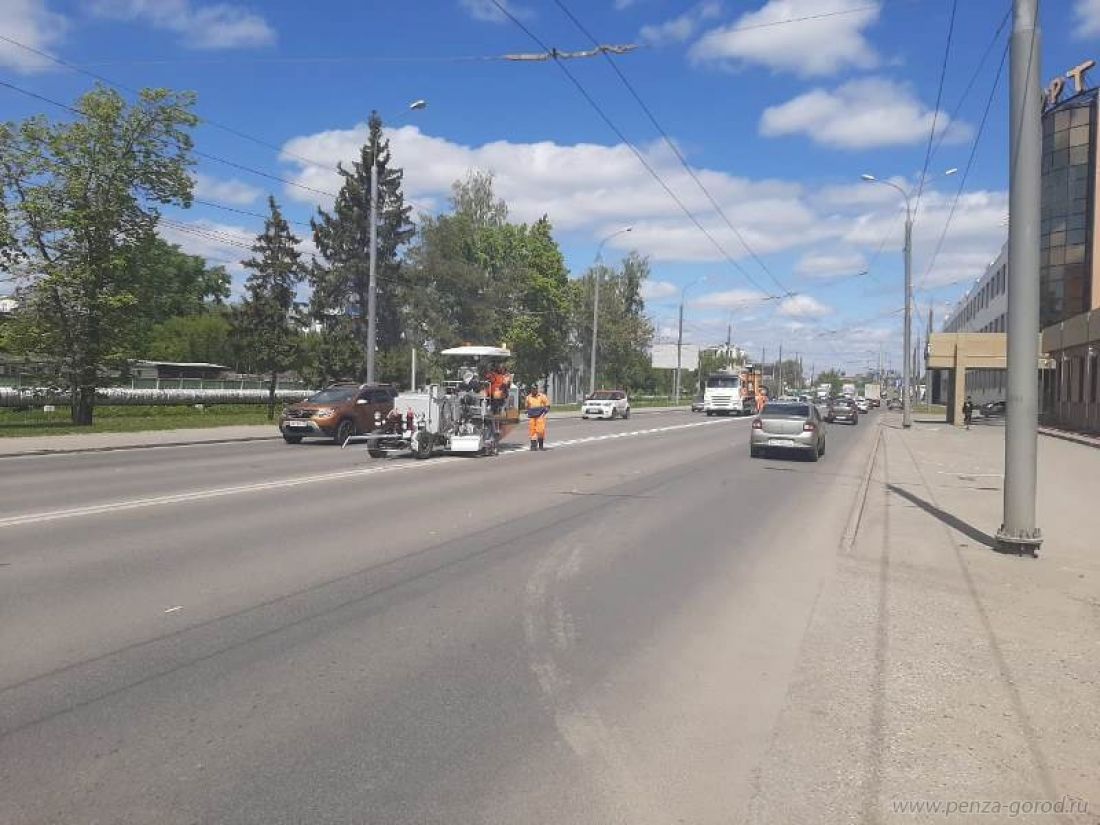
[995,525,1043,557]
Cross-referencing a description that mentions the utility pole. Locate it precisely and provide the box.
[778,342,783,398]
[903,210,913,426]
[589,226,633,396]
[365,160,380,384]
[998,0,1043,555]
[675,300,684,403]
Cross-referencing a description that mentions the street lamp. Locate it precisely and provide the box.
[675,275,707,403]
[366,98,427,384]
[860,168,955,428]
[589,225,633,396]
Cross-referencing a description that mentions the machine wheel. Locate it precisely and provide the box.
[819,439,826,457]
[335,418,356,445]
[807,446,819,462]
[623,407,630,419]
[282,434,303,444]
[413,432,433,460]
[706,411,714,417]
[367,447,386,458]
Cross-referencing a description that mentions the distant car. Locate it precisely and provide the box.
[813,398,832,421]
[828,397,859,425]
[886,398,903,411]
[980,400,1006,417]
[691,394,705,412]
[279,382,398,444]
[854,397,871,414]
[750,402,825,461]
[582,389,630,419]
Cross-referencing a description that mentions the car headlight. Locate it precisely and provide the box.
[312,407,336,418]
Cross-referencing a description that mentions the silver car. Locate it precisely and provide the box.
[749,401,825,461]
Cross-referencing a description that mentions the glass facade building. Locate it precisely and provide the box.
[1040,88,1098,328]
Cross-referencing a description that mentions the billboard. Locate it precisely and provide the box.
[651,343,700,370]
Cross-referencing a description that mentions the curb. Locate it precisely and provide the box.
[1038,427,1100,449]
[0,434,280,459]
[0,407,694,459]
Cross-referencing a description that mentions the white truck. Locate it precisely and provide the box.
[842,382,857,398]
[863,383,882,406]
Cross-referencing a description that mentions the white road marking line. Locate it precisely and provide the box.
[0,418,739,530]
[163,606,183,614]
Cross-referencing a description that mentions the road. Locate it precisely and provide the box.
[0,409,877,824]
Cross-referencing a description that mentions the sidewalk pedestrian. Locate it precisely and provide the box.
[962,396,974,430]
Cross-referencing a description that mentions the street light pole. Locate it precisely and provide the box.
[589,226,633,396]
[366,99,427,385]
[675,276,706,404]
[997,0,1043,555]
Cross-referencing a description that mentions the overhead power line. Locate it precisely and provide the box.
[0,32,435,214]
[917,39,1009,295]
[914,0,959,219]
[551,0,795,299]
[486,0,778,298]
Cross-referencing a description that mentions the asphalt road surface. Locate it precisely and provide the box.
[1,409,878,824]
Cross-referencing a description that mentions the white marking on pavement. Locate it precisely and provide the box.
[0,418,738,530]
[163,606,183,614]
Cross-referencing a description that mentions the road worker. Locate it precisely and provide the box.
[526,384,550,451]
[755,387,767,414]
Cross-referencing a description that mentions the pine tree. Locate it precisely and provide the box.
[238,196,306,420]
[309,112,414,381]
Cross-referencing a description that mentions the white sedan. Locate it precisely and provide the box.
[581,390,631,419]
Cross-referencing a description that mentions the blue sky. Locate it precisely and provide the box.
[2,0,1097,374]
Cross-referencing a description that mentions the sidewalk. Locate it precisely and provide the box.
[746,415,1099,824]
[0,405,691,458]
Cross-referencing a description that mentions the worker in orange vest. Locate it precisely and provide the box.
[526,384,550,451]
[755,387,767,414]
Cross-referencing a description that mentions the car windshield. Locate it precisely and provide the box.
[706,374,740,388]
[589,391,618,400]
[307,386,358,403]
[762,403,810,417]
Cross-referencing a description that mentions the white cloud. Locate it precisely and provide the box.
[1074,0,1100,36]
[159,218,252,273]
[794,250,866,278]
[193,173,263,207]
[280,125,821,266]
[641,280,679,301]
[615,0,638,8]
[0,0,68,73]
[691,288,770,309]
[88,0,275,49]
[640,1,722,46]
[460,0,529,23]
[760,77,972,150]
[690,0,880,77]
[778,294,831,317]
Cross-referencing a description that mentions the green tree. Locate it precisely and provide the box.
[309,112,414,380]
[403,172,572,384]
[0,85,197,423]
[236,197,306,419]
[573,252,655,391]
[147,312,234,365]
[816,368,844,394]
[777,358,804,389]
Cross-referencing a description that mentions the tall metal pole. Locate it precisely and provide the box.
[589,267,600,396]
[589,227,632,396]
[903,209,913,427]
[410,346,417,391]
[675,299,684,403]
[365,160,380,384]
[997,0,1043,555]
[778,342,783,398]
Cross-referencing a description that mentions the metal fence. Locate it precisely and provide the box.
[0,386,314,408]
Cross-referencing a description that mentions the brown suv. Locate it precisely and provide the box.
[279,383,397,444]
